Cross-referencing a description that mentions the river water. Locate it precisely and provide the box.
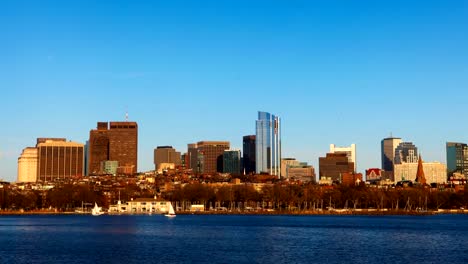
[0,214,467,263]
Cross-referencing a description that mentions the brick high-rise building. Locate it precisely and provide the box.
[88,121,138,175]
[196,141,230,174]
[319,153,354,183]
[37,139,84,181]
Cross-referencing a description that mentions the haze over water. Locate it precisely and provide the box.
[1,214,467,264]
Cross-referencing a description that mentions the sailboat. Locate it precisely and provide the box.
[92,202,104,216]
[165,202,176,218]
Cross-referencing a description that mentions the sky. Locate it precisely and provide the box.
[1,0,468,182]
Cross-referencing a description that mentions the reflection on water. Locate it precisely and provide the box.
[1,215,468,264]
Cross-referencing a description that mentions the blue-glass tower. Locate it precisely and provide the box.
[255,111,281,177]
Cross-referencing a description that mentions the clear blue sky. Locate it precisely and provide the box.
[1,0,467,181]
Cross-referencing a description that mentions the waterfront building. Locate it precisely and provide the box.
[88,121,138,175]
[394,142,418,164]
[242,135,256,175]
[256,111,281,177]
[330,144,356,172]
[446,142,468,178]
[109,197,171,214]
[394,161,446,184]
[223,149,241,175]
[17,147,38,183]
[381,136,402,178]
[196,141,230,174]
[154,146,181,170]
[319,153,354,183]
[37,139,84,181]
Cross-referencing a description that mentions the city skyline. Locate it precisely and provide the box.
[2,1,468,181]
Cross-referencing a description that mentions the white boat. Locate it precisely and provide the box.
[92,202,104,216]
[165,202,176,217]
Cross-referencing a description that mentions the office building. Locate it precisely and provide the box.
[37,139,84,181]
[17,147,38,183]
[88,121,138,175]
[381,136,402,174]
[286,164,316,182]
[223,149,241,175]
[196,141,230,174]
[394,142,418,164]
[319,153,354,183]
[330,144,356,172]
[256,111,281,177]
[394,161,446,184]
[187,143,198,171]
[281,158,301,178]
[242,135,256,175]
[154,146,181,170]
[446,142,468,178]
[100,160,119,175]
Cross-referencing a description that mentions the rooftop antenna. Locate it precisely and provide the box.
[125,106,129,122]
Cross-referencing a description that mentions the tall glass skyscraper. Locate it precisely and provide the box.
[256,111,281,177]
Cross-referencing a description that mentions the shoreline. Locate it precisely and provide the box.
[1,209,467,216]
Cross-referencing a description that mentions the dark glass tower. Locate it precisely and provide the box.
[242,135,256,175]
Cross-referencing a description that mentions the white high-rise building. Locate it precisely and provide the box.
[394,161,447,184]
[17,147,38,182]
[330,144,356,172]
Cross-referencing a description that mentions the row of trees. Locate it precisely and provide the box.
[164,183,468,211]
[1,183,468,211]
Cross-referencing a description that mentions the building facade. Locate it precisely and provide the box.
[154,146,181,170]
[281,158,301,178]
[394,142,418,164]
[17,147,38,182]
[88,121,138,175]
[37,139,84,181]
[330,144,356,172]
[242,135,256,175]
[286,165,316,182]
[394,161,447,184]
[381,137,402,174]
[446,142,468,178]
[196,141,230,174]
[187,143,198,171]
[319,153,354,183]
[256,111,281,177]
[223,149,241,175]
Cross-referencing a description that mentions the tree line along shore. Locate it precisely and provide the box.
[1,179,467,215]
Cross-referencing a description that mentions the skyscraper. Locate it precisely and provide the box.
[187,143,198,171]
[256,111,281,177]
[330,144,357,172]
[223,149,241,175]
[88,121,138,175]
[381,137,402,173]
[394,142,418,164]
[242,135,256,175]
[446,142,468,178]
[37,139,84,181]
